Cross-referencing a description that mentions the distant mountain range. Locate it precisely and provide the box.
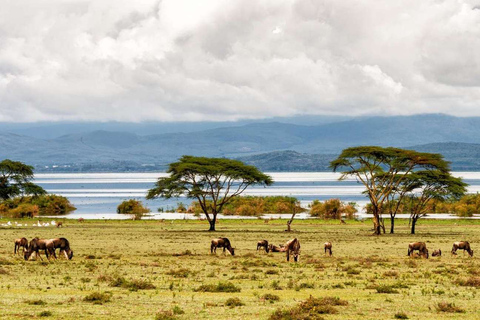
[1,114,480,172]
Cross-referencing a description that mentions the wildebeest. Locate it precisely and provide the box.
[268,244,284,252]
[324,242,333,256]
[452,241,474,257]
[51,238,74,260]
[14,237,28,255]
[24,238,56,261]
[284,238,301,262]
[257,240,269,253]
[432,249,442,257]
[407,242,429,258]
[211,238,235,256]
[56,221,63,228]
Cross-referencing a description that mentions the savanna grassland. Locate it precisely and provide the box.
[1,218,480,320]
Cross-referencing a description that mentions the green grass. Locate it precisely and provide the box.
[0,217,480,319]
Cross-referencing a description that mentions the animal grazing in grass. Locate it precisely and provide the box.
[51,237,74,260]
[407,242,429,258]
[257,240,269,253]
[211,238,235,256]
[284,238,301,262]
[432,249,442,257]
[56,221,63,228]
[268,244,284,252]
[78,218,84,222]
[24,238,56,261]
[324,242,333,256]
[451,241,474,257]
[14,237,28,255]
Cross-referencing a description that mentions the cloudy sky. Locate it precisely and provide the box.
[1,0,480,122]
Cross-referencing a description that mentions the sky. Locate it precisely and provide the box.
[1,0,480,122]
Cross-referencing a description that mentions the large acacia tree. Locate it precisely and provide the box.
[330,146,450,235]
[0,159,46,201]
[146,156,273,231]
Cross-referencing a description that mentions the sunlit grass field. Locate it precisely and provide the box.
[1,218,480,319]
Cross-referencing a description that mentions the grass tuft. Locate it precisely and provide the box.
[194,281,240,293]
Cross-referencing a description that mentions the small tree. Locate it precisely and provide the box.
[309,199,357,219]
[146,156,273,231]
[0,159,46,201]
[405,170,467,234]
[117,199,150,220]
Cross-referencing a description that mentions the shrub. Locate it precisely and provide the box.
[109,276,155,291]
[194,282,240,293]
[38,311,52,317]
[435,302,465,313]
[375,285,399,294]
[225,297,244,307]
[155,311,177,320]
[456,277,480,288]
[172,305,184,315]
[25,300,46,306]
[0,195,75,216]
[166,268,191,278]
[261,293,280,302]
[83,292,111,304]
[394,312,409,319]
[117,199,150,220]
[269,296,348,320]
[309,199,357,219]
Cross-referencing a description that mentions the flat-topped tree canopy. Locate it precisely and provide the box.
[146,156,273,231]
[0,159,46,200]
[329,146,452,235]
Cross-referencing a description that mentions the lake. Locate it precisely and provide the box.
[34,172,480,219]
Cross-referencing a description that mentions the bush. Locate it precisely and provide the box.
[155,311,177,320]
[109,276,155,291]
[186,196,305,216]
[270,296,348,320]
[375,285,399,294]
[83,292,111,304]
[166,268,191,278]
[0,195,75,217]
[394,312,409,319]
[309,199,357,219]
[435,302,465,313]
[38,311,52,317]
[261,293,280,302]
[225,297,244,307]
[117,199,150,220]
[456,277,480,287]
[194,282,241,293]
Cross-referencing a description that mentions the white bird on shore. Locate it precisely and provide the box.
[7,221,12,226]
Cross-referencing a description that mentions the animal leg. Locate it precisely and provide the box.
[63,250,69,260]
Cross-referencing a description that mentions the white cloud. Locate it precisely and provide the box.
[1,0,480,122]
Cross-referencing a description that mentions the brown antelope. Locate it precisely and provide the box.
[452,241,474,257]
[14,237,28,255]
[51,238,74,260]
[257,240,269,253]
[407,242,429,258]
[56,221,63,228]
[211,238,235,256]
[24,238,56,261]
[324,242,333,256]
[284,238,301,262]
[432,249,442,257]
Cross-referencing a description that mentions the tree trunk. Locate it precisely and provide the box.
[390,215,395,234]
[372,213,382,235]
[208,215,217,231]
[411,218,417,234]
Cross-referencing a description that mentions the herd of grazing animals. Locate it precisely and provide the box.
[211,238,473,262]
[14,237,73,261]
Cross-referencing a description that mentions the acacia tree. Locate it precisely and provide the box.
[330,146,449,235]
[146,156,273,231]
[405,170,466,234]
[0,159,46,201]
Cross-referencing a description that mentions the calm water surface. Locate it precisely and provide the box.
[34,172,480,219]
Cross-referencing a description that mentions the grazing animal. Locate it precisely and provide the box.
[51,238,74,260]
[452,241,474,257]
[257,240,269,253]
[407,242,429,258]
[284,238,301,262]
[24,238,56,261]
[14,237,28,255]
[268,244,284,253]
[432,249,442,257]
[78,218,84,222]
[340,219,346,224]
[324,242,333,256]
[56,221,63,228]
[211,238,235,256]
